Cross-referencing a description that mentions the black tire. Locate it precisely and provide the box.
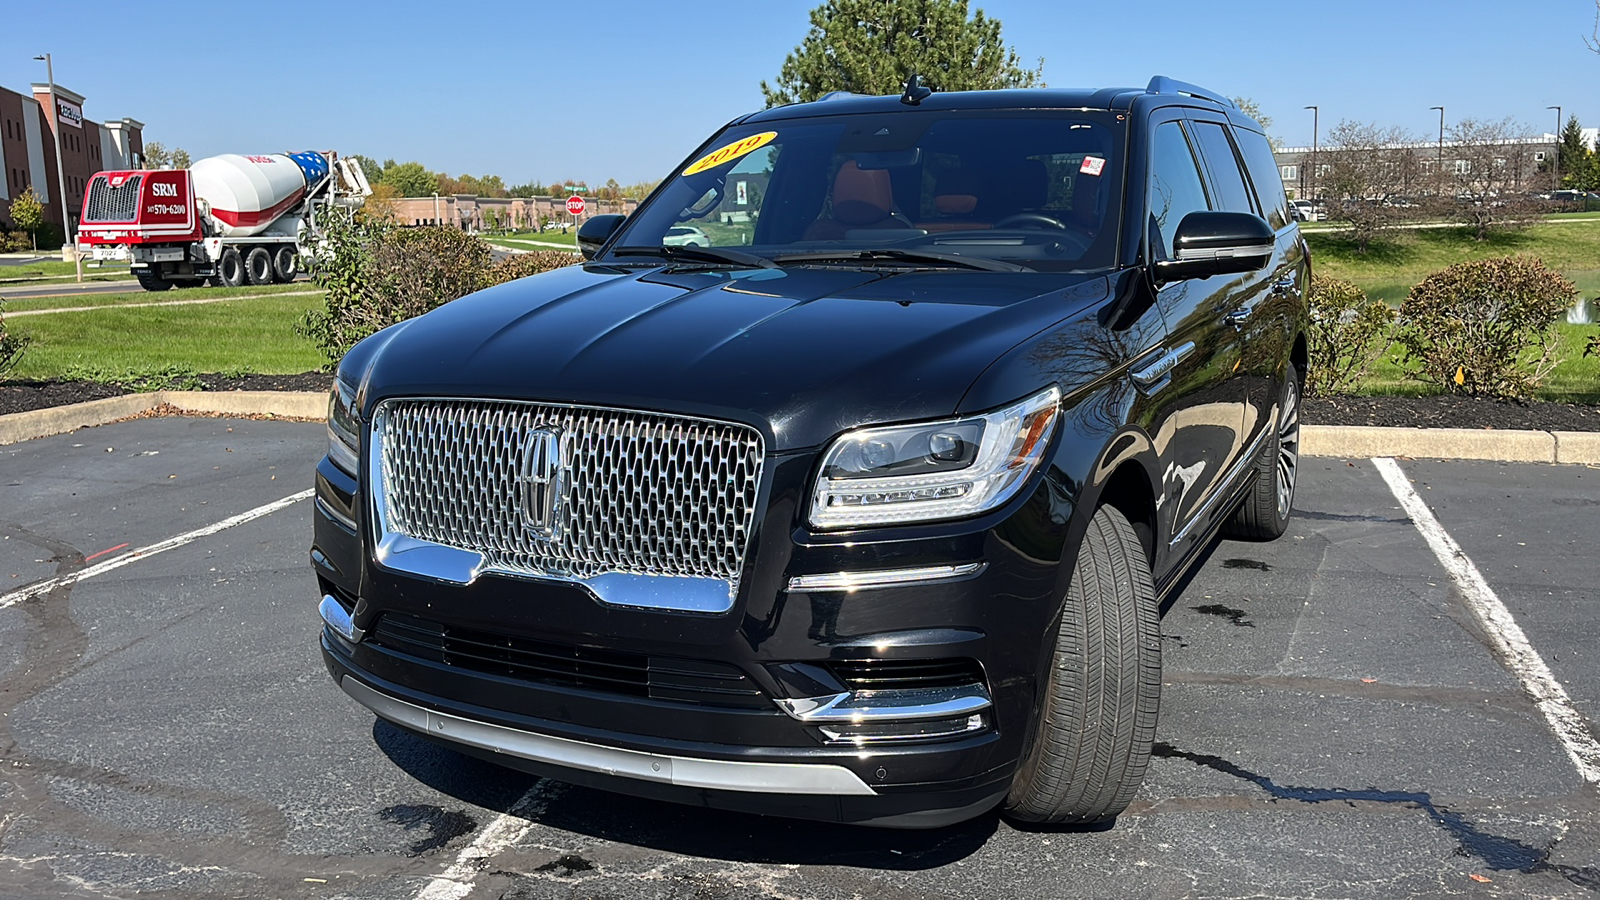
[135,269,172,292]
[1223,367,1302,541]
[1003,503,1162,825]
[218,248,246,287]
[271,246,298,283]
[206,273,224,287]
[245,247,274,286]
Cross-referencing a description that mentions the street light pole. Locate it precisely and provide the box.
[1548,106,1562,190]
[1430,106,1445,194]
[34,53,81,283]
[1304,105,1319,202]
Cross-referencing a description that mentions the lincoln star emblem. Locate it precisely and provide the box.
[519,428,564,539]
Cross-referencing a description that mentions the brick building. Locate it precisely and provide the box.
[0,82,144,234]
[388,195,639,232]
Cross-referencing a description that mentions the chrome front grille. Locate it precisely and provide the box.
[83,175,141,222]
[373,399,764,609]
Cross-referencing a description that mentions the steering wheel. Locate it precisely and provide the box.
[992,212,1070,231]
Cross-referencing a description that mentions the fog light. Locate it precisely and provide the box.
[819,713,985,744]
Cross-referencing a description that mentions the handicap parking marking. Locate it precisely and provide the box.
[1375,457,1600,784]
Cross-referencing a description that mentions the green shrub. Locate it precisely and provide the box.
[298,218,494,365]
[1305,274,1395,396]
[1394,256,1577,399]
[483,249,578,286]
[1,231,32,252]
[0,298,25,378]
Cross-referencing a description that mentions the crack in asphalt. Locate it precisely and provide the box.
[1154,742,1600,892]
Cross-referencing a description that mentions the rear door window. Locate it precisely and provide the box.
[1232,128,1291,231]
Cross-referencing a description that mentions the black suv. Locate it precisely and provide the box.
[314,76,1308,829]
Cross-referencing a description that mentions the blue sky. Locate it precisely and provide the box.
[2,0,1595,185]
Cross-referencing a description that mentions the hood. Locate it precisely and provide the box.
[362,263,1109,451]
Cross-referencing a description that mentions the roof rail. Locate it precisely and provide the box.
[1145,76,1235,108]
[818,90,869,102]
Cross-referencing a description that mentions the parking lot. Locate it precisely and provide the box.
[0,416,1596,899]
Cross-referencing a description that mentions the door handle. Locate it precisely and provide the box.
[1224,308,1250,328]
[1131,342,1195,390]
[1271,277,1296,295]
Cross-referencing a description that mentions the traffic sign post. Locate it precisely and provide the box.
[566,195,586,238]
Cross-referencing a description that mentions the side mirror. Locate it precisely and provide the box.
[1152,211,1274,285]
[577,214,626,260]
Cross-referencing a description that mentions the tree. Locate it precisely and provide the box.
[1322,120,1421,252]
[140,142,191,170]
[171,147,192,169]
[760,0,1042,107]
[1232,97,1280,150]
[546,180,569,199]
[361,182,401,223]
[507,181,546,198]
[1440,117,1543,240]
[379,161,439,198]
[8,187,43,250]
[1557,115,1592,190]
[349,154,385,185]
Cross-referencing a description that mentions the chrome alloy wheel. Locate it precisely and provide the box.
[1276,376,1301,518]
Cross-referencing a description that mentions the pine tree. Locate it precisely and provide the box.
[1558,116,1592,190]
[760,0,1042,107]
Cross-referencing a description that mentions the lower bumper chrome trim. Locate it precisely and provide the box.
[319,594,363,643]
[339,676,878,796]
[786,562,986,593]
[775,684,993,723]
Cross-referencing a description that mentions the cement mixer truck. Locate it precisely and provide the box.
[77,150,371,291]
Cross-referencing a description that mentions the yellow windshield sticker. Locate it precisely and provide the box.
[682,132,777,177]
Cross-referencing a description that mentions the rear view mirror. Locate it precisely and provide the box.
[1152,211,1274,285]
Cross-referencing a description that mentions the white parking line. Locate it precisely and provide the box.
[0,489,313,609]
[413,783,552,900]
[1375,457,1600,784]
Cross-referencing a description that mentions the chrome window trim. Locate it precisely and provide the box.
[786,563,986,593]
[340,676,877,796]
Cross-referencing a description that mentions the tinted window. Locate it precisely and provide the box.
[1191,122,1256,215]
[1233,127,1291,230]
[1146,121,1210,261]
[612,111,1127,272]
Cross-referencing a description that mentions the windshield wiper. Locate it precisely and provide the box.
[612,245,780,270]
[772,248,1027,273]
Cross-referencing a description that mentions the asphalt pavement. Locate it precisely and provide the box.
[0,418,1596,899]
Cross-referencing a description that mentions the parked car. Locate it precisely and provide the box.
[1288,199,1323,222]
[314,76,1309,829]
[661,225,709,247]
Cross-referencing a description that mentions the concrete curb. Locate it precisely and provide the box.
[0,391,326,446]
[2,394,1597,464]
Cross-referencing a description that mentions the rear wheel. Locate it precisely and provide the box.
[245,247,274,286]
[1224,367,1302,540]
[1003,503,1162,825]
[218,248,246,287]
[134,269,172,292]
[271,246,298,283]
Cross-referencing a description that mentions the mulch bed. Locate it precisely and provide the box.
[0,372,1596,433]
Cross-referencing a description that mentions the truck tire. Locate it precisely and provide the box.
[245,247,274,286]
[271,246,298,283]
[1003,503,1161,826]
[135,270,173,292]
[219,249,246,287]
[1223,367,1301,541]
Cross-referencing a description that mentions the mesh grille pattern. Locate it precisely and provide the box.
[83,175,142,223]
[378,399,764,586]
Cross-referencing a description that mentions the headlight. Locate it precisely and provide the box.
[327,378,360,475]
[808,386,1060,529]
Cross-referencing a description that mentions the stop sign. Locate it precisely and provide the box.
[566,195,586,216]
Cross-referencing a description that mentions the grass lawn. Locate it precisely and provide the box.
[4,282,317,313]
[1308,219,1600,305]
[1353,323,1600,404]
[486,231,576,248]
[5,293,325,382]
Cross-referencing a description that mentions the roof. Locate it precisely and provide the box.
[743,87,1149,123]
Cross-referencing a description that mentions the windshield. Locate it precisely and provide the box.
[608,110,1126,272]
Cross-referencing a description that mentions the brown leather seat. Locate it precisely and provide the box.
[803,161,913,241]
[918,168,991,233]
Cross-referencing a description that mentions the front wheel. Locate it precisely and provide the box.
[134,269,172,292]
[1003,503,1162,825]
[1224,368,1302,540]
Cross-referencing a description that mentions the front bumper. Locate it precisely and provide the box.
[312,442,1074,827]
